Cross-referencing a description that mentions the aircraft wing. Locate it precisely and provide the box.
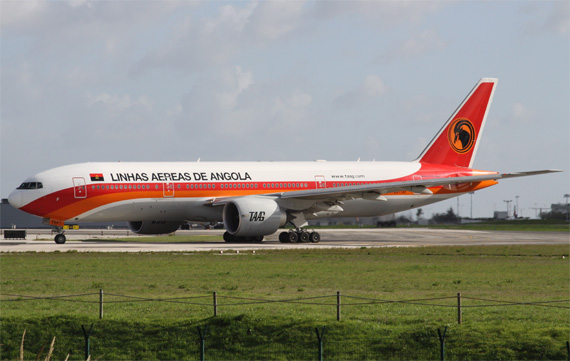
[278,169,562,201]
[278,174,501,201]
[206,169,561,206]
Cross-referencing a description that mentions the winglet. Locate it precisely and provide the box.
[416,78,498,168]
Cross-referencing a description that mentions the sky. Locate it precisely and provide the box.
[1,0,568,219]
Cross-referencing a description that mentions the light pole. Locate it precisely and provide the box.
[457,197,460,219]
[503,200,512,219]
[469,192,474,219]
[564,194,570,222]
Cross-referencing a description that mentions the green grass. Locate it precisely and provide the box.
[1,246,569,360]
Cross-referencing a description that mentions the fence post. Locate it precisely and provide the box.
[81,323,93,361]
[337,291,341,321]
[99,289,104,319]
[213,292,218,317]
[457,292,461,325]
[437,326,448,361]
[197,326,208,361]
[315,326,326,361]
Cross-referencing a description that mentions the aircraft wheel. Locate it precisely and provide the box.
[298,231,310,243]
[279,232,289,243]
[253,235,264,243]
[309,232,320,243]
[54,234,66,244]
[287,232,299,243]
[223,232,236,243]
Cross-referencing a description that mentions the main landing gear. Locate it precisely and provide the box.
[278,230,320,243]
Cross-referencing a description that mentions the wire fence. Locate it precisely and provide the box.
[3,291,569,361]
[2,291,569,323]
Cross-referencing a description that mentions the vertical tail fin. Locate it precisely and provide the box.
[416,78,498,168]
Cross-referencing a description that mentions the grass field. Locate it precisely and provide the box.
[1,245,569,360]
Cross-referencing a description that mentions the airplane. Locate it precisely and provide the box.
[7,78,560,244]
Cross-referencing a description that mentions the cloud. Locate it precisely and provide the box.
[176,65,313,143]
[547,2,570,35]
[269,89,313,132]
[86,93,153,115]
[506,102,535,125]
[520,2,569,36]
[247,1,309,42]
[399,29,446,57]
[133,1,310,75]
[377,29,446,63]
[334,75,388,109]
[0,1,47,28]
[312,1,442,26]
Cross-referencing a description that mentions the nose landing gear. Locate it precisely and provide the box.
[54,233,66,244]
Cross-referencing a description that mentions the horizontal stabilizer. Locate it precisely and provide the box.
[501,169,563,179]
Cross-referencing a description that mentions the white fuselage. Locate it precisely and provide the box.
[9,160,470,224]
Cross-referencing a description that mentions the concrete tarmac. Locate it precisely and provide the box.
[1,228,568,252]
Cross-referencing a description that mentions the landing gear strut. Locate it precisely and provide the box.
[278,230,320,243]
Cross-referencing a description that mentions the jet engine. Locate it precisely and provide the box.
[128,220,183,234]
[223,198,286,237]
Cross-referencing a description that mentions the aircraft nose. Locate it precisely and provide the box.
[7,190,22,209]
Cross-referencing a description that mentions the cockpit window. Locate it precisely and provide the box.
[17,182,43,190]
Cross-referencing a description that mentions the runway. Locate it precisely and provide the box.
[1,228,568,252]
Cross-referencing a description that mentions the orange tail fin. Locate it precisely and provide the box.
[416,78,498,168]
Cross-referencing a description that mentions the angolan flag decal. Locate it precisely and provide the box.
[90,173,104,181]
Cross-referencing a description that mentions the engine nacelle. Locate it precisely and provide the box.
[128,221,183,235]
[223,198,286,237]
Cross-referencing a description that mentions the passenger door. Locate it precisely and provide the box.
[72,177,87,199]
[163,182,174,197]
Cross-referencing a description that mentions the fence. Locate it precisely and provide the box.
[4,291,569,360]
[3,290,569,323]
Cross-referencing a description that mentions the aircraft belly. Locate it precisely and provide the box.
[75,198,222,223]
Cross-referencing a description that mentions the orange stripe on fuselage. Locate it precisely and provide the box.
[27,182,307,220]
